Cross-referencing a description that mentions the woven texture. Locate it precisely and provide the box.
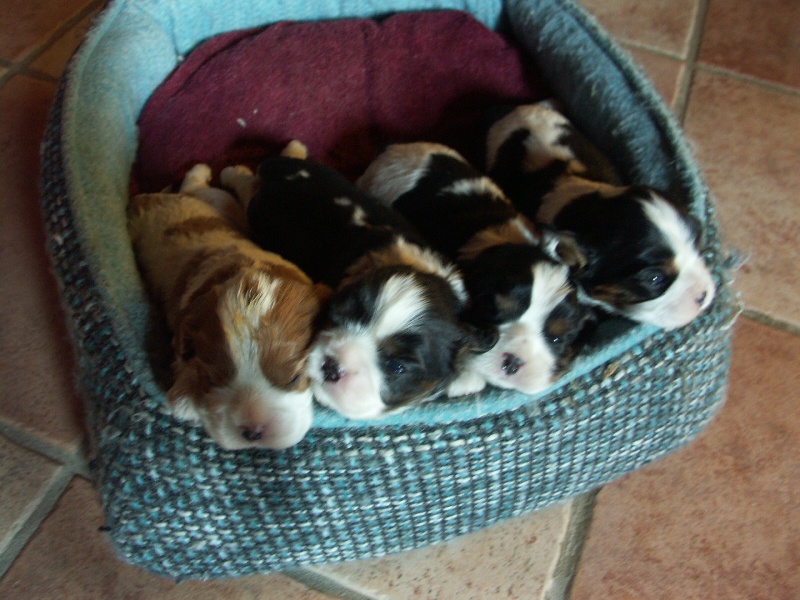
[40,0,737,581]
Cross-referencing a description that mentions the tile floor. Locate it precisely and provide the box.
[0,0,798,598]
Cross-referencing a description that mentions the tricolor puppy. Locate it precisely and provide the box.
[128,164,326,450]
[358,142,595,397]
[227,142,487,420]
[485,102,716,329]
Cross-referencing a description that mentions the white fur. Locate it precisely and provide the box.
[622,195,716,329]
[306,273,431,419]
[449,261,573,396]
[441,176,508,202]
[486,103,586,174]
[358,142,466,205]
[130,165,317,450]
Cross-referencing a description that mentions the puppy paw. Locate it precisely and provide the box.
[281,140,308,159]
[447,371,487,397]
[220,165,258,207]
[180,164,213,193]
[167,395,201,422]
[220,165,254,183]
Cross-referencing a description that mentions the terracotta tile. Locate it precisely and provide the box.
[626,46,684,108]
[0,0,95,62]
[0,478,333,599]
[29,7,103,80]
[699,0,800,89]
[579,0,698,56]
[316,502,571,599]
[570,318,800,600]
[684,71,800,326]
[0,76,85,450]
[0,435,61,553]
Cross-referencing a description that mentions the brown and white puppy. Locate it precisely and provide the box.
[486,102,715,329]
[128,164,327,450]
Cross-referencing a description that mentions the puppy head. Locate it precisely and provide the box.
[307,266,480,419]
[167,270,324,450]
[551,186,715,329]
[459,244,595,394]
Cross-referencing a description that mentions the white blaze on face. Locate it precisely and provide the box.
[469,261,573,395]
[623,195,716,329]
[308,274,430,419]
[199,378,314,451]
[177,275,314,450]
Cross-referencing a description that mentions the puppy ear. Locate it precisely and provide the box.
[541,227,588,274]
[167,287,224,420]
[313,282,334,305]
[461,322,499,355]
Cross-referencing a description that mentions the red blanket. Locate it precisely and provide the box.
[133,10,546,192]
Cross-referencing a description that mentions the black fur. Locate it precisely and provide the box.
[324,265,494,408]
[249,156,428,288]
[392,153,519,258]
[247,153,490,412]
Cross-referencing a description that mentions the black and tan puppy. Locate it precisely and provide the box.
[485,102,715,329]
[359,142,595,397]
[223,142,489,419]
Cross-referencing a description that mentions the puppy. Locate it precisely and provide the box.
[485,102,715,329]
[128,164,326,450]
[225,142,488,420]
[358,142,595,397]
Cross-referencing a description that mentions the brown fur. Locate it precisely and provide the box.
[128,170,326,449]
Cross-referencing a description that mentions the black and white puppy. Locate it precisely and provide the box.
[358,142,595,397]
[485,102,715,329]
[224,142,488,420]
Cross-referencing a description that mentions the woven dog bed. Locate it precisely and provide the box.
[41,0,737,581]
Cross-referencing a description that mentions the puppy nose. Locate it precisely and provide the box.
[502,353,525,376]
[695,290,708,307]
[322,356,344,382]
[239,426,265,442]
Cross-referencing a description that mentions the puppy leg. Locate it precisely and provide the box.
[179,163,213,194]
[181,164,248,231]
[446,363,488,397]
[220,165,259,211]
[280,139,308,159]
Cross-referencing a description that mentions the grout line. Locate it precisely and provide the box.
[543,490,599,600]
[694,63,800,98]
[672,0,710,124]
[285,568,383,600]
[619,39,685,62]
[0,422,91,479]
[12,67,61,85]
[0,0,105,90]
[0,468,74,580]
[742,310,800,338]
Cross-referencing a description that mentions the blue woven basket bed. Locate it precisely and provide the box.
[40,0,738,581]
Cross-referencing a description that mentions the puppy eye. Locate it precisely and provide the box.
[638,267,668,291]
[385,357,407,376]
[550,335,563,346]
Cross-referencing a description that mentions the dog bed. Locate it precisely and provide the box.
[41,0,738,580]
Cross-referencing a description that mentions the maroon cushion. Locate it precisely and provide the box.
[133,10,546,192]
